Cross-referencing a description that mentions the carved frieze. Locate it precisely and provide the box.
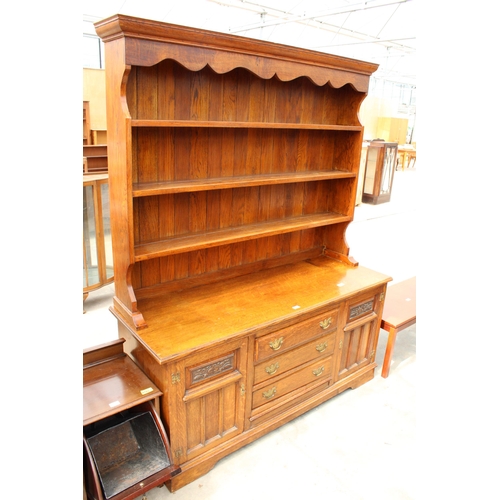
[349,300,374,319]
[190,354,235,384]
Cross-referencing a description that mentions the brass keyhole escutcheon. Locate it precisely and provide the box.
[316,342,328,352]
[269,337,284,351]
[313,366,325,377]
[319,317,332,330]
[265,362,279,375]
[263,387,277,399]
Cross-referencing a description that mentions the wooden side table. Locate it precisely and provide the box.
[380,277,416,378]
[83,339,181,500]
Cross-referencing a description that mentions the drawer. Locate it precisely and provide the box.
[254,309,338,362]
[253,332,335,385]
[252,356,333,409]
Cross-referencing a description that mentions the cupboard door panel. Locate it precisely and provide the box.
[170,338,248,463]
[336,290,384,381]
[185,381,240,457]
[337,317,377,379]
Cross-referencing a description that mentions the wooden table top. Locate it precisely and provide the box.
[83,354,162,426]
[381,277,416,329]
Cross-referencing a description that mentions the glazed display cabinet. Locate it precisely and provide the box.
[94,14,391,492]
[83,173,113,301]
[361,140,398,205]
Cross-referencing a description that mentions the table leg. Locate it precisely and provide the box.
[381,326,398,378]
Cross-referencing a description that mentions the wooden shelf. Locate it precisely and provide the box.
[134,212,350,262]
[131,119,363,131]
[133,170,356,197]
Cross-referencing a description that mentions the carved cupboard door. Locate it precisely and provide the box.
[167,338,248,464]
[335,288,385,381]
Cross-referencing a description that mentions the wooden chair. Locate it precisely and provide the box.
[380,277,416,378]
[407,150,417,168]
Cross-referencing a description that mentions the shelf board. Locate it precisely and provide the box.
[133,170,356,197]
[131,119,362,131]
[134,212,351,262]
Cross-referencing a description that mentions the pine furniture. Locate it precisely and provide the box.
[83,144,108,174]
[380,277,416,378]
[407,148,417,168]
[94,14,391,491]
[376,116,408,145]
[83,101,91,145]
[396,144,416,171]
[91,129,107,145]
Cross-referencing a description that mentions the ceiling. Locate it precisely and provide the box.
[83,0,416,87]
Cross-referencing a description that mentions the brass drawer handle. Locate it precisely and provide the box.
[263,387,277,399]
[269,337,284,351]
[265,362,279,376]
[313,366,325,377]
[316,341,328,353]
[319,317,332,330]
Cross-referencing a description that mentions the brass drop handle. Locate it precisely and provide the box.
[319,317,332,330]
[265,362,280,375]
[316,341,328,353]
[313,366,325,377]
[269,337,284,351]
[263,387,277,399]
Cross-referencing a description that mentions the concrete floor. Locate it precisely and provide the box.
[83,168,417,500]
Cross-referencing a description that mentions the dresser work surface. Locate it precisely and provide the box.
[114,258,389,362]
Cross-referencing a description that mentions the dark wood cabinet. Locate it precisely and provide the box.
[83,339,181,500]
[94,14,391,492]
[362,140,398,204]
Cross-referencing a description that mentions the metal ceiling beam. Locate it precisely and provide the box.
[315,36,415,52]
[222,0,413,34]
